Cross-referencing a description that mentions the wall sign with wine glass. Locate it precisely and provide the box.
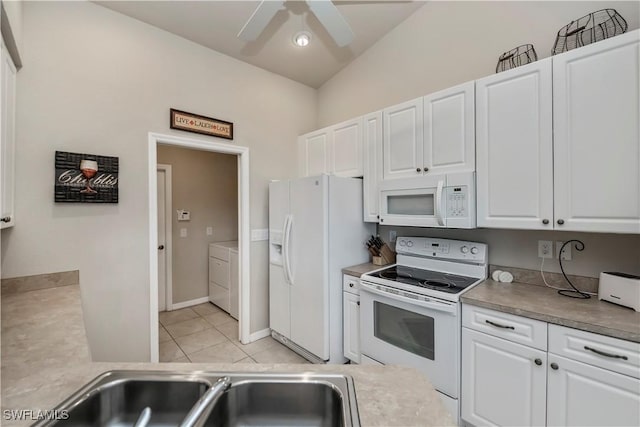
[54,151,119,203]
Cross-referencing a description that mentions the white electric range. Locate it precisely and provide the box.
[359,237,488,420]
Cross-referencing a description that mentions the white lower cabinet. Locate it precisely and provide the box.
[208,241,238,314]
[461,304,640,427]
[547,354,640,427]
[343,274,360,363]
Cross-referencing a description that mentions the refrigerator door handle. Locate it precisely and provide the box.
[283,214,294,285]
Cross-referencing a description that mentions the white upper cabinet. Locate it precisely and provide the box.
[298,130,329,177]
[423,82,475,174]
[476,58,554,230]
[1,40,16,229]
[382,97,424,180]
[298,118,363,178]
[553,30,640,234]
[363,111,382,222]
[329,117,363,177]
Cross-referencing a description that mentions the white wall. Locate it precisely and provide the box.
[320,0,640,279]
[0,1,316,361]
[318,1,640,126]
[157,145,238,304]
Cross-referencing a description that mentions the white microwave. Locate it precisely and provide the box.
[378,172,476,228]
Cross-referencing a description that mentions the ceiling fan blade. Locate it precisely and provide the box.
[237,0,285,42]
[307,0,354,47]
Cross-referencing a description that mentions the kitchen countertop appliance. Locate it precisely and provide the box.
[359,237,488,421]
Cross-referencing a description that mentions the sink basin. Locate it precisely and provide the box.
[35,372,212,427]
[204,377,347,427]
[34,371,359,427]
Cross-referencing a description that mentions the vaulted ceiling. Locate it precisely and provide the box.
[95,1,425,88]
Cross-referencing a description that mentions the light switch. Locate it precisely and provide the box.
[180,228,187,238]
[177,210,190,221]
[206,226,213,236]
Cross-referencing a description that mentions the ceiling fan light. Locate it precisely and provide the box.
[293,31,311,47]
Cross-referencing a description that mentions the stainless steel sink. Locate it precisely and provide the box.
[33,371,360,427]
[204,375,351,427]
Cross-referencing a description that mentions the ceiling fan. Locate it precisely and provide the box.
[238,0,355,47]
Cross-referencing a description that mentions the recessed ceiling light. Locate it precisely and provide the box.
[293,31,311,47]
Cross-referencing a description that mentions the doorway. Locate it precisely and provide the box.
[148,132,251,362]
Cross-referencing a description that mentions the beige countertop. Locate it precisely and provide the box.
[1,284,453,427]
[462,280,640,343]
[342,262,385,277]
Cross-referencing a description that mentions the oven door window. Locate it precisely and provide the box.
[373,301,435,360]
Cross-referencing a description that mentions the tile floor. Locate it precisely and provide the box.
[159,302,309,364]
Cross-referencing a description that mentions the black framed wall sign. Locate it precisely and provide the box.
[54,151,119,203]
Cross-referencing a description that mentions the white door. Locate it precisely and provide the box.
[553,30,640,233]
[157,168,167,312]
[363,111,382,222]
[423,81,475,174]
[476,58,554,230]
[343,291,360,363]
[461,328,547,427]
[268,180,291,338]
[298,131,330,177]
[383,98,424,180]
[1,40,16,229]
[547,354,640,427]
[289,175,328,360]
[330,118,363,177]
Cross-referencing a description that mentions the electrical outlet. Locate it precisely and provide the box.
[180,228,187,238]
[206,226,213,236]
[538,240,553,258]
[389,230,397,242]
[556,241,572,260]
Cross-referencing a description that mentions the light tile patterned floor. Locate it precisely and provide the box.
[159,303,309,364]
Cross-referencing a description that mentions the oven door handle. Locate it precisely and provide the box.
[360,282,457,314]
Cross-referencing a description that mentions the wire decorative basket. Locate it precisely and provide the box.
[495,44,538,73]
[552,9,627,55]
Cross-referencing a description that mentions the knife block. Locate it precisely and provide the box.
[372,243,396,265]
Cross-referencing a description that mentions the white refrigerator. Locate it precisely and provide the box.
[269,175,374,364]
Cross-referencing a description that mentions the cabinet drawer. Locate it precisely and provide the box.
[343,275,360,295]
[209,257,230,289]
[209,244,230,261]
[549,324,640,379]
[462,304,547,351]
[209,281,229,313]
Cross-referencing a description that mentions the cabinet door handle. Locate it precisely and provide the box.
[550,362,559,370]
[485,319,515,330]
[158,245,165,250]
[542,219,549,225]
[584,346,628,360]
[557,219,565,225]
[357,301,360,306]
[349,282,354,288]
[423,167,429,172]
[534,358,542,366]
[1,216,11,223]
[416,168,421,173]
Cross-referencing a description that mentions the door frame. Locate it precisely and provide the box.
[148,132,251,362]
[157,164,173,311]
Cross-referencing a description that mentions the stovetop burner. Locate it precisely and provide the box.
[368,265,478,294]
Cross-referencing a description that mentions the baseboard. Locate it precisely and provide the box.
[170,296,209,311]
[249,328,271,342]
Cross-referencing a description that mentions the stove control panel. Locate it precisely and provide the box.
[396,237,487,263]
